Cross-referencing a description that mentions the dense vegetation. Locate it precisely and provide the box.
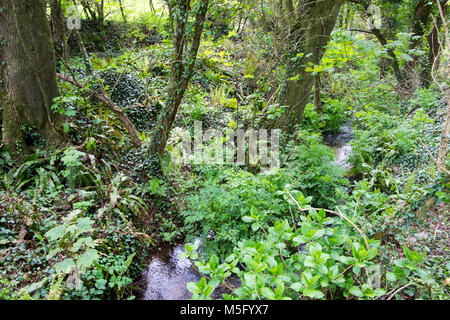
[0,0,449,300]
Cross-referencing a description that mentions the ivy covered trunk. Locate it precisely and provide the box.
[150,0,210,159]
[275,0,343,131]
[0,0,64,156]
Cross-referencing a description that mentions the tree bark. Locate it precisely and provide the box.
[436,0,449,168]
[314,73,322,113]
[50,0,70,62]
[150,0,209,159]
[118,0,127,23]
[423,1,447,87]
[0,0,65,157]
[275,0,342,131]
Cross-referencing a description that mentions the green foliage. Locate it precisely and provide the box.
[182,168,290,258]
[302,99,348,133]
[1,0,449,302]
[185,195,446,300]
[183,193,388,300]
[348,106,432,177]
[284,130,347,208]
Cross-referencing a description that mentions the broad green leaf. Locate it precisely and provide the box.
[54,258,76,274]
[77,249,99,269]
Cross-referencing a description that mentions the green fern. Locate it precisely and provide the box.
[47,274,65,300]
[18,290,33,300]
[119,253,136,277]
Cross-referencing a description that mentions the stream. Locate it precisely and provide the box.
[141,123,354,300]
[323,122,353,170]
[142,239,202,300]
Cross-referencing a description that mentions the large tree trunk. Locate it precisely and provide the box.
[275,0,343,130]
[0,0,64,156]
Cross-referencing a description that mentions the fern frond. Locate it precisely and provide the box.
[119,253,136,277]
[47,274,65,300]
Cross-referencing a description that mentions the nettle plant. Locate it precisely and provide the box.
[182,187,434,300]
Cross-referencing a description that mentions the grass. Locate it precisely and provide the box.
[107,0,167,23]
[126,0,165,12]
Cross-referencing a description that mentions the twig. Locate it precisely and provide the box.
[335,206,370,251]
[386,282,412,300]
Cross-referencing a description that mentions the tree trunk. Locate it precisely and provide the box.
[423,1,447,87]
[150,0,209,160]
[0,0,65,157]
[438,84,450,168]
[436,0,449,168]
[50,0,70,62]
[314,73,322,113]
[149,0,156,12]
[119,0,127,23]
[97,0,105,24]
[402,0,432,90]
[275,0,342,130]
[80,0,96,21]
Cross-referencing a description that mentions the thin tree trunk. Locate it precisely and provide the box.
[439,85,450,168]
[149,0,156,12]
[70,0,92,74]
[423,1,447,87]
[74,27,92,75]
[81,0,96,20]
[119,0,127,23]
[151,0,209,158]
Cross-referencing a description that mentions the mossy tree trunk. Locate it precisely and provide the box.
[0,0,65,157]
[50,0,70,62]
[150,0,210,161]
[274,0,343,131]
[436,0,449,169]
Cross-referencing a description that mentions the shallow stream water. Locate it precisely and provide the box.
[142,240,202,300]
[323,122,353,170]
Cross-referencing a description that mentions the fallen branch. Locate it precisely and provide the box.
[386,282,412,300]
[56,73,142,147]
